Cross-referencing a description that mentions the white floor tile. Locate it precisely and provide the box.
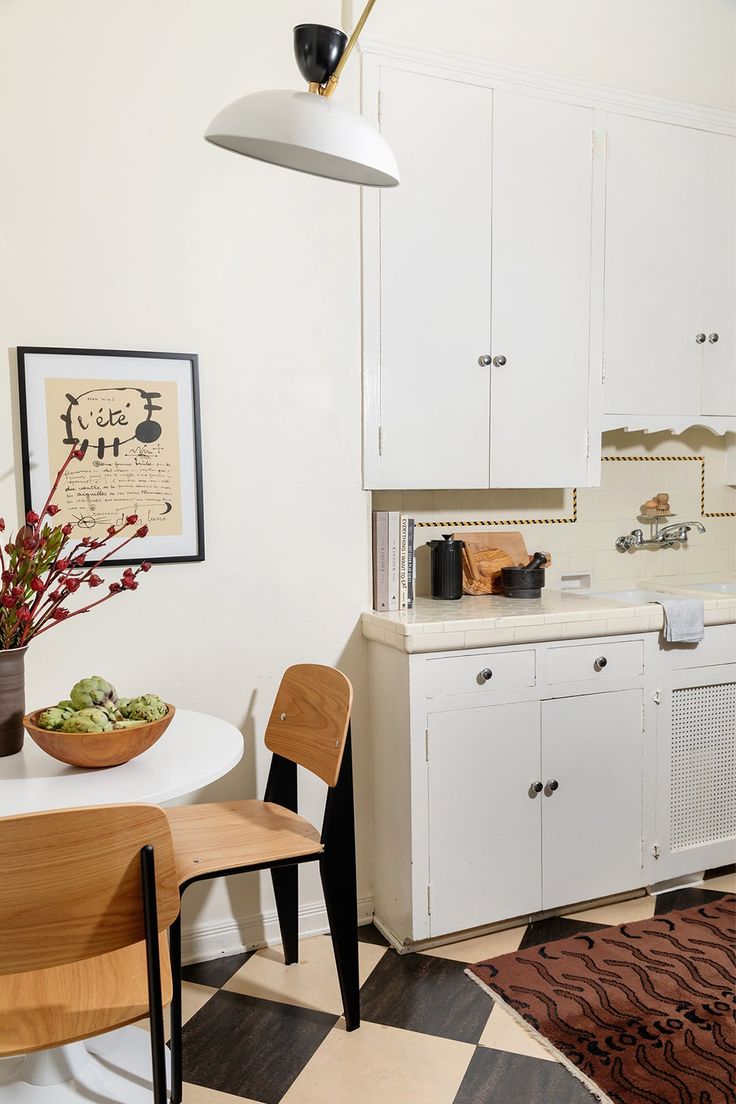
[223,935,387,1016]
[421,926,526,963]
[478,1001,554,1063]
[281,1019,474,1104]
[563,895,655,926]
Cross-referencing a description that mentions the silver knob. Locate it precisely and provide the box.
[695,333,706,343]
[478,355,492,366]
[478,668,493,683]
[594,656,608,671]
[492,355,507,367]
[708,333,719,343]
[545,779,559,794]
[529,781,543,796]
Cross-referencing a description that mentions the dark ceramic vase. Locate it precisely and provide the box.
[0,647,26,756]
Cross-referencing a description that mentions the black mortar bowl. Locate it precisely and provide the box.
[501,565,546,599]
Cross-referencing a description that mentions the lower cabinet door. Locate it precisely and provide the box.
[427,701,542,938]
[541,690,643,910]
[651,665,736,883]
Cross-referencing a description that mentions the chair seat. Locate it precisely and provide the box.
[0,934,171,1057]
[166,800,323,886]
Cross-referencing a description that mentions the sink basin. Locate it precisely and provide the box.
[686,582,736,594]
[593,589,672,605]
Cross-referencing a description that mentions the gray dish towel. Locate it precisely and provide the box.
[656,597,705,643]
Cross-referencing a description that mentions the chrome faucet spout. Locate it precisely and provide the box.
[615,521,706,551]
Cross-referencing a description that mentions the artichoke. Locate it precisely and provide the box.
[124,694,167,723]
[61,707,114,734]
[37,707,69,731]
[56,699,75,717]
[112,718,145,730]
[70,677,117,713]
[116,698,133,718]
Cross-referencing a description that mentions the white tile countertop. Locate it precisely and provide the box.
[362,581,736,653]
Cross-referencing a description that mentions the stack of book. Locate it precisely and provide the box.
[372,512,415,611]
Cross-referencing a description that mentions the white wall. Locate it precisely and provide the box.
[1,0,734,960]
[361,0,736,110]
[0,0,370,958]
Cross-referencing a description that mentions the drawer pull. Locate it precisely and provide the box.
[478,668,493,683]
[529,781,543,797]
[594,656,608,671]
[545,779,559,795]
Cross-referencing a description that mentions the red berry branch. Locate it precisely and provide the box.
[0,447,151,650]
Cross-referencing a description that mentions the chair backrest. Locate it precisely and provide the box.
[264,664,353,787]
[0,803,179,975]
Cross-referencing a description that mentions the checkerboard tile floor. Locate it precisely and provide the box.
[141,869,735,1104]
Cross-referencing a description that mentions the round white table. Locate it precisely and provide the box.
[0,709,244,1103]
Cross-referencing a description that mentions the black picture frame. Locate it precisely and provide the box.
[17,346,205,566]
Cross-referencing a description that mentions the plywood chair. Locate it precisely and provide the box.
[166,664,357,1104]
[0,803,180,1103]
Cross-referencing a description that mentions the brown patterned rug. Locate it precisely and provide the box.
[467,896,736,1104]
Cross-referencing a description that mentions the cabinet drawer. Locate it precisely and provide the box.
[547,640,644,684]
[426,650,536,699]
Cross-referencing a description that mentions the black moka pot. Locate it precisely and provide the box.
[428,535,464,600]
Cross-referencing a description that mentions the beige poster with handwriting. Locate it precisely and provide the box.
[44,378,183,536]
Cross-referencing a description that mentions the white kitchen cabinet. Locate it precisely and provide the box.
[426,689,644,937]
[372,67,493,490]
[427,702,542,937]
[541,691,643,909]
[602,114,736,428]
[363,66,599,490]
[702,133,736,416]
[649,663,736,884]
[368,619,735,950]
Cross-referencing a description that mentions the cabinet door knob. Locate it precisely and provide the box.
[545,779,559,794]
[478,354,492,366]
[594,656,608,671]
[708,333,719,343]
[492,355,507,367]
[478,668,493,683]
[529,781,543,796]
[695,333,706,343]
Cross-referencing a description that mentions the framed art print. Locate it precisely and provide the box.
[17,347,204,565]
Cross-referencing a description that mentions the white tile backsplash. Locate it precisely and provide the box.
[373,429,736,592]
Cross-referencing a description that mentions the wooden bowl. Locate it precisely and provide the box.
[22,705,175,769]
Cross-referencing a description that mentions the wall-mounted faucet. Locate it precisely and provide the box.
[616,522,706,552]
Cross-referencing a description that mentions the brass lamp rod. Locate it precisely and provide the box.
[321,0,378,98]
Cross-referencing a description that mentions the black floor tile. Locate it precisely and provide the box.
[357,922,390,947]
[705,862,735,881]
[182,949,256,989]
[181,989,337,1104]
[654,886,728,915]
[359,950,491,1043]
[517,915,609,950]
[452,1047,593,1104]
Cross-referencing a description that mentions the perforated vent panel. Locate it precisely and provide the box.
[671,682,736,851]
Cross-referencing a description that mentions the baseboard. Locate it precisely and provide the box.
[181,895,375,965]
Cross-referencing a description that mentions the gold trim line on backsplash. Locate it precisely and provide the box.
[415,456,736,526]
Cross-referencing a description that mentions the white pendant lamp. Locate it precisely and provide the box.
[205,2,399,187]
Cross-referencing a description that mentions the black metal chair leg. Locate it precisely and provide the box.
[320,850,360,1030]
[271,864,299,965]
[141,845,168,1104]
[169,909,183,1104]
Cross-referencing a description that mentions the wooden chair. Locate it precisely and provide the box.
[0,803,180,1103]
[166,663,357,1104]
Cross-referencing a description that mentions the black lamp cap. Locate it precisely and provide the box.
[293,24,348,85]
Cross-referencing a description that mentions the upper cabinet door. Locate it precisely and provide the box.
[603,114,707,417]
[368,68,493,489]
[489,92,595,488]
[702,133,736,416]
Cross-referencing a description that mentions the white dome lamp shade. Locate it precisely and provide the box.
[205,3,399,187]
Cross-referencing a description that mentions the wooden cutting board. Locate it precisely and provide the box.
[454,532,551,596]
